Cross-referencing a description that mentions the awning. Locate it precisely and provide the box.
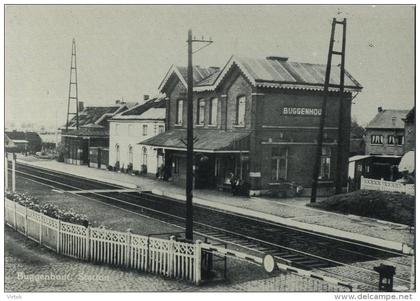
[140,129,250,153]
[399,151,415,173]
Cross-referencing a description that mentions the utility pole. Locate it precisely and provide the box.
[311,18,347,203]
[185,29,213,241]
[335,19,347,194]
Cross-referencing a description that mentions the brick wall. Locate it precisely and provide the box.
[365,129,405,156]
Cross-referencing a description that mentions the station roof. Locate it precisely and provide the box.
[159,55,362,93]
[140,129,250,153]
[61,125,109,138]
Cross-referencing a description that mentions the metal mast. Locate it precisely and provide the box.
[311,18,347,202]
[65,38,79,131]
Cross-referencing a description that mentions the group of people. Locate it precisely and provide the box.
[228,172,249,196]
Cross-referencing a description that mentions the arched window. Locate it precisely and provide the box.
[142,147,148,166]
[115,144,120,162]
[209,97,218,125]
[236,96,246,126]
[128,145,133,165]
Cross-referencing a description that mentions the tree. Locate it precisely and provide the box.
[350,119,366,139]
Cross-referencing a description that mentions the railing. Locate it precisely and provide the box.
[6,197,354,291]
[360,176,415,196]
[5,198,201,284]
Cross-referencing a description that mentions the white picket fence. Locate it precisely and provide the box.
[360,176,415,196]
[5,198,201,284]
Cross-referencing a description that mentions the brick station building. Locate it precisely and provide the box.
[142,55,362,196]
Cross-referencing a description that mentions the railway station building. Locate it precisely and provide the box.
[141,55,362,196]
[61,101,129,165]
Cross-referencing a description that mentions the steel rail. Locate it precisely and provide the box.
[12,167,411,288]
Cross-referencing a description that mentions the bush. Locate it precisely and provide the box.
[140,164,147,174]
[307,190,415,225]
[114,161,120,171]
[6,192,89,226]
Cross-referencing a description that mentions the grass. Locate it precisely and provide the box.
[307,190,415,225]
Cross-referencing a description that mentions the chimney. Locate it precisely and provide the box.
[144,95,150,101]
[267,56,289,62]
[115,99,121,104]
[78,101,84,112]
[378,107,383,112]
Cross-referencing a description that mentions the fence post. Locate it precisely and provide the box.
[39,213,43,245]
[12,157,16,192]
[126,229,132,268]
[5,156,8,191]
[24,205,28,236]
[85,226,91,261]
[168,235,175,277]
[194,240,202,285]
[56,219,61,253]
[13,201,17,229]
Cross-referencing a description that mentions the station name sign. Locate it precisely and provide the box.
[281,107,322,116]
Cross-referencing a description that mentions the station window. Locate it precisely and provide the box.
[128,145,133,165]
[236,96,246,126]
[115,144,120,162]
[142,147,148,166]
[173,157,180,174]
[176,99,183,125]
[142,124,148,136]
[319,146,331,180]
[271,147,287,181]
[209,98,218,125]
[215,158,221,177]
[197,99,205,125]
[370,135,383,145]
[158,125,165,134]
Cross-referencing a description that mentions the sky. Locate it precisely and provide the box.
[5,5,415,129]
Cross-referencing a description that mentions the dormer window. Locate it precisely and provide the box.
[391,116,397,127]
[236,96,246,126]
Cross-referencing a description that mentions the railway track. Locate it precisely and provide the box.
[11,162,413,290]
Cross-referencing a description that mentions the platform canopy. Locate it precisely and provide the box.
[140,129,250,153]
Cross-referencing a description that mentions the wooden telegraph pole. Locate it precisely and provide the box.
[185,30,213,241]
[311,18,347,203]
[335,19,347,194]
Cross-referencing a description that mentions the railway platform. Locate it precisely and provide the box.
[14,156,414,254]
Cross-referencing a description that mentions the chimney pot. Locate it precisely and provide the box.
[378,107,383,112]
[144,95,150,101]
[267,56,289,62]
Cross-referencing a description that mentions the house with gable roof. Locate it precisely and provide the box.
[142,55,362,196]
[108,96,166,175]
